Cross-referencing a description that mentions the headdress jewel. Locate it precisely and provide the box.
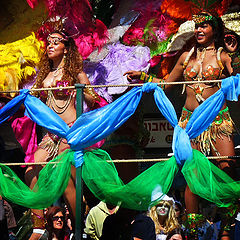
[192,14,213,24]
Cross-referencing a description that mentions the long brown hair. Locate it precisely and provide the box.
[33,31,83,91]
[45,206,67,240]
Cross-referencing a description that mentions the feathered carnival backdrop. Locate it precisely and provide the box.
[0,0,239,95]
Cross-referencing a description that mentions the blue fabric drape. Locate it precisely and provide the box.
[221,74,240,101]
[173,74,240,164]
[0,75,240,166]
[24,94,69,137]
[0,89,28,124]
[0,88,144,167]
[67,87,142,149]
[152,84,192,164]
[184,75,240,141]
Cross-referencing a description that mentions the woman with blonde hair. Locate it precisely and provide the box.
[149,198,180,240]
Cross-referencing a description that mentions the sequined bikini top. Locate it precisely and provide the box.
[40,79,71,101]
[181,47,224,103]
[184,65,222,82]
[183,46,224,81]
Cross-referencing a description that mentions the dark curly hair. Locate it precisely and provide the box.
[33,31,83,92]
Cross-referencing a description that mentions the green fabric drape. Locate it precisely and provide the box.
[0,148,239,210]
[82,149,179,210]
[0,150,73,209]
[182,149,240,207]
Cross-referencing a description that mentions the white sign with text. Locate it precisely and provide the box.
[144,119,174,148]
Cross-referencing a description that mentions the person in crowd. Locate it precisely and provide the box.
[64,205,72,233]
[131,211,156,240]
[24,30,104,240]
[100,207,137,240]
[166,228,184,240]
[84,201,119,240]
[45,206,73,240]
[174,201,185,231]
[149,198,180,240]
[0,196,17,240]
[125,12,237,239]
[0,195,9,240]
[3,200,17,240]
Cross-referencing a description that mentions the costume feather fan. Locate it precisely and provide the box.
[161,0,232,20]
[27,0,109,59]
[122,0,178,57]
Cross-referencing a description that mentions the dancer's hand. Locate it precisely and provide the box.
[124,71,141,81]
[224,34,238,53]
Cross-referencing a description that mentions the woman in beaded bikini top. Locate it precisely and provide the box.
[168,15,232,111]
[125,13,232,111]
[125,12,237,240]
[33,31,98,124]
[182,44,225,103]
[26,31,100,240]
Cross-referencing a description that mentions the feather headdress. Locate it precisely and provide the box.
[160,0,232,21]
[27,0,109,59]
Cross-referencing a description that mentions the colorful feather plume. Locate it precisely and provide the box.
[160,0,232,20]
[26,0,109,59]
[0,33,44,96]
[122,0,179,57]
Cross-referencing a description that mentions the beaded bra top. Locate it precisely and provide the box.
[41,79,72,115]
[40,79,71,99]
[39,67,73,115]
[182,46,224,103]
[184,65,222,81]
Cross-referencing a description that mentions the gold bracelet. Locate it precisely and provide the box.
[147,75,153,82]
[140,72,146,81]
[159,79,165,90]
[84,87,100,101]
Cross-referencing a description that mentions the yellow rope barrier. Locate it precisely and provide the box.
[0,79,223,94]
[110,155,232,163]
[1,154,236,166]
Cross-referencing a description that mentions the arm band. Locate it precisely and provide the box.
[147,75,153,82]
[159,79,165,90]
[140,72,146,81]
[84,87,100,101]
[33,229,45,234]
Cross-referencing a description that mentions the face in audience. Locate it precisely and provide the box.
[169,234,182,240]
[156,202,170,217]
[52,211,64,230]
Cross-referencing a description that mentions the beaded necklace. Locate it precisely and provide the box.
[47,90,72,114]
[52,66,63,79]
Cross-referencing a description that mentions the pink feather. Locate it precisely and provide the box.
[26,0,38,8]
[33,0,108,58]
